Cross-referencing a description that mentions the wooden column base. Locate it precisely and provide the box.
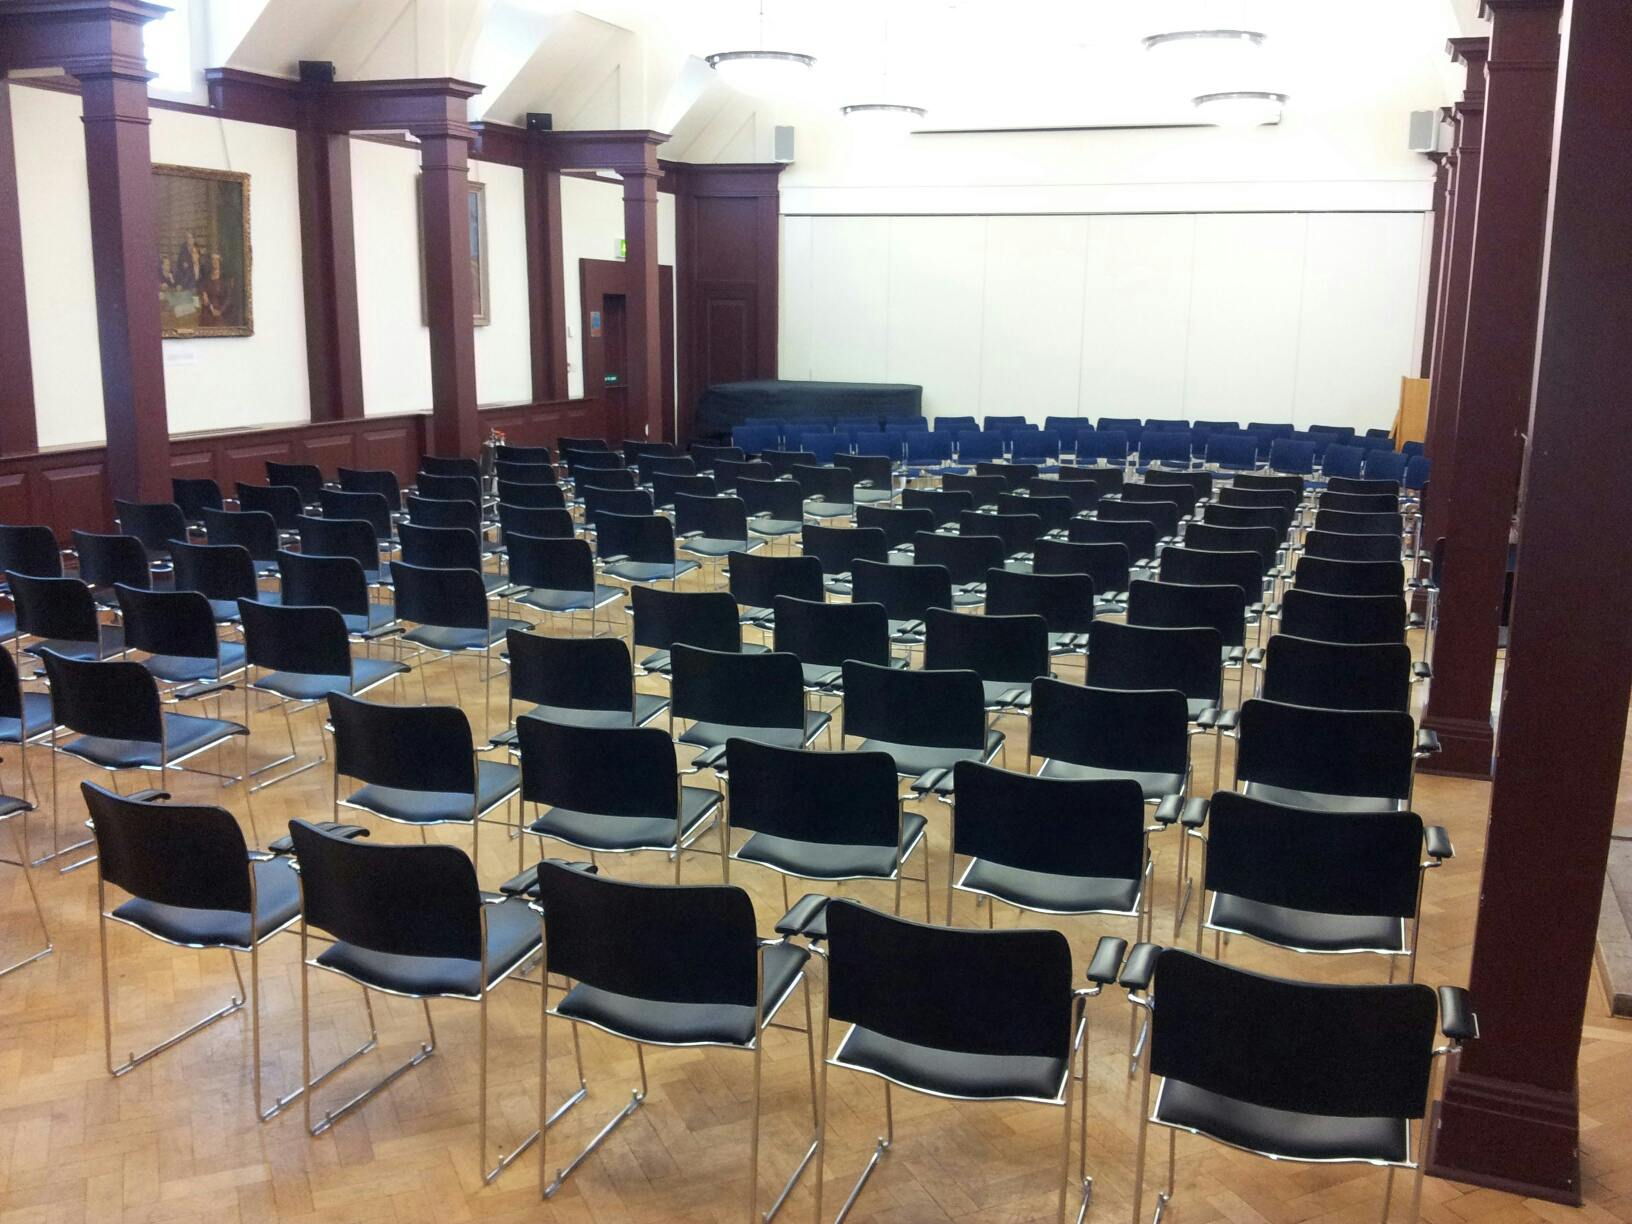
[1418,713,1495,778]
[1427,1056,1582,1205]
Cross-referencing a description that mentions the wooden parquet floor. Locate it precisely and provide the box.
[2,575,1631,1224]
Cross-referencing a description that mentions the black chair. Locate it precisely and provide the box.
[1029,678,1190,806]
[630,584,762,676]
[942,471,1006,509]
[265,461,325,507]
[714,457,774,495]
[984,567,1095,655]
[276,550,398,638]
[1320,490,1402,515]
[725,738,928,917]
[398,523,507,595]
[0,694,46,971]
[998,492,1073,536]
[114,499,188,565]
[801,524,887,597]
[855,504,934,552]
[581,483,656,528]
[70,530,154,611]
[1278,588,1412,644]
[298,514,389,585]
[10,571,124,661]
[405,493,488,541]
[1302,529,1402,563]
[1143,469,1213,506]
[1069,516,1158,570]
[116,584,247,689]
[832,452,896,504]
[1293,556,1405,598]
[1230,472,1304,495]
[1034,538,1131,611]
[494,443,553,465]
[416,471,486,511]
[812,899,1106,1224]
[739,477,807,546]
[327,691,518,859]
[498,630,667,746]
[974,460,1039,489]
[668,643,831,762]
[1326,476,1401,497]
[594,511,700,587]
[421,454,482,482]
[169,537,272,622]
[533,861,818,1212]
[0,634,51,814]
[1198,501,1294,539]
[624,439,678,466]
[238,600,407,790]
[318,489,396,551]
[171,478,224,526]
[516,718,721,880]
[674,492,761,563]
[1126,580,1249,675]
[840,659,1002,791]
[1182,523,1283,579]
[689,442,744,473]
[1087,619,1225,728]
[1029,476,1099,514]
[900,487,975,528]
[1260,634,1419,712]
[390,561,528,734]
[336,467,403,514]
[1215,484,1298,515]
[1187,790,1451,976]
[201,507,281,577]
[0,523,63,582]
[789,464,855,521]
[728,550,824,628]
[851,559,952,642]
[923,607,1049,709]
[238,482,308,535]
[1070,463,1125,496]
[912,531,1005,597]
[960,509,1043,561]
[287,819,542,1182]
[772,595,899,691]
[762,448,817,479]
[504,533,621,630]
[1314,508,1404,538]
[83,782,305,1120]
[1158,546,1269,615]
[1099,496,1180,543]
[496,479,567,510]
[1234,697,1421,811]
[1120,946,1475,1224]
[497,498,573,544]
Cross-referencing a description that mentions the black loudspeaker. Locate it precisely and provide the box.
[299,60,337,84]
[527,112,554,132]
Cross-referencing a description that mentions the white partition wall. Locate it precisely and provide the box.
[779,210,1427,432]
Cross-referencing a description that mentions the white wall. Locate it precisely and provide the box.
[467,158,533,404]
[780,211,1426,432]
[351,137,434,416]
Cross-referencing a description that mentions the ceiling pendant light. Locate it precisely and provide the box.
[706,1,815,97]
[1192,90,1287,127]
[840,10,926,139]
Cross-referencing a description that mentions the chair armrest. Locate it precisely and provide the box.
[689,744,728,772]
[1155,796,1209,827]
[910,767,952,795]
[126,789,171,804]
[1416,728,1442,757]
[1086,936,1128,986]
[601,553,630,565]
[360,624,403,642]
[1262,602,1280,619]
[1425,824,1455,861]
[487,728,518,749]
[1413,661,1433,681]
[1438,986,1478,1041]
[678,530,704,540]
[173,679,236,701]
[1245,647,1265,667]
[1224,646,1245,667]
[1120,942,1161,991]
[775,892,831,941]
[498,858,597,899]
[898,618,925,635]
[269,822,369,856]
[1407,611,1425,628]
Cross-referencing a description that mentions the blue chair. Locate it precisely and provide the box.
[1138,432,1192,468]
[1321,443,1365,479]
[1401,441,1424,458]
[1190,420,1240,456]
[1076,430,1129,464]
[732,424,782,456]
[1404,455,1431,491]
[1043,416,1083,437]
[799,432,845,464]
[895,417,929,432]
[956,432,1005,464]
[1364,450,1408,482]
[853,432,900,461]
[904,431,954,477]
[1268,438,1317,475]
[1296,431,1334,462]
[1144,418,1190,433]
[1248,422,1296,441]
[1011,431,1061,465]
[1206,434,1260,471]
[1098,416,1143,435]
[1308,423,1356,438]
[934,415,978,434]
[1364,428,1393,441]
[983,415,1028,433]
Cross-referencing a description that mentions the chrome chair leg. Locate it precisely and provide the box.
[0,814,51,978]
[541,1030,648,1199]
[825,1079,894,1224]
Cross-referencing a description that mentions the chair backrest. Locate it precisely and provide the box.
[1069,515,1157,563]
[337,467,402,511]
[1205,435,1259,471]
[1364,450,1408,482]
[8,571,102,642]
[1029,678,1189,776]
[673,492,746,542]
[516,718,677,816]
[983,567,1095,634]
[1215,485,1299,513]
[1261,634,1412,712]
[581,484,655,527]
[289,819,482,961]
[535,862,757,1008]
[954,432,1004,464]
[923,607,1049,685]
[420,456,480,482]
[170,538,261,603]
[494,443,553,465]
[1236,698,1416,803]
[1267,438,1317,475]
[83,782,251,914]
[297,514,380,573]
[1139,431,1192,467]
[801,524,887,576]
[240,599,353,678]
[1142,469,1213,505]
[1075,430,1129,463]
[670,643,806,730]
[495,480,567,510]
[630,584,742,653]
[973,461,1038,490]
[1318,490,1398,515]
[1028,476,1099,513]
[0,524,62,579]
[201,507,279,561]
[1126,579,1246,648]
[763,449,817,479]
[576,467,638,493]
[840,659,988,751]
[1231,473,1304,495]
[932,415,978,433]
[1302,530,1401,563]
[238,482,306,530]
[737,476,805,522]
[1034,538,1129,593]
[1294,556,1405,598]
[40,650,163,742]
[1098,496,1179,540]
[960,510,1043,558]
[788,463,855,506]
[558,436,612,453]
[831,452,893,490]
[996,492,1072,534]
[1404,454,1431,491]
[594,512,676,565]
[1148,948,1438,1120]
[689,443,744,473]
[1182,523,1280,573]
[318,489,394,540]
[772,595,893,669]
[726,739,901,848]
[276,549,372,621]
[113,500,188,553]
[1320,443,1364,479]
[400,522,483,572]
[1158,546,1266,596]
[624,439,678,466]
[265,461,324,504]
[731,424,782,455]
[505,532,595,594]
[900,487,974,526]
[1325,476,1400,496]
[389,560,489,630]
[911,531,1005,586]
[505,629,635,714]
[942,472,1006,506]
[327,691,477,795]
[952,761,1144,885]
[170,478,225,523]
[1087,619,1222,706]
[1279,588,1408,644]
[855,505,934,549]
[497,503,573,542]
[116,585,222,662]
[1200,501,1294,538]
[495,461,561,487]
[825,900,1073,1061]
[71,531,149,592]
[728,550,824,609]
[1314,508,1405,538]
[653,473,717,511]
[850,559,952,622]
[566,450,628,479]
[406,493,482,534]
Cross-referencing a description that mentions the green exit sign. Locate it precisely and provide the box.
[616,238,627,260]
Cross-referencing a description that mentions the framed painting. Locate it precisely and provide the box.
[154,164,252,338]
[420,179,490,326]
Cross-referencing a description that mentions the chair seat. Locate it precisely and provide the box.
[1207,893,1407,954]
[555,940,808,1048]
[1242,782,1402,814]
[209,594,279,622]
[402,618,529,654]
[1187,698,1220,723]
[344,760,521,825]
[340,604,399,636]
[60,712,246,769]
[959,859,1140,916]
[853,729,1004,778]
[1153,1077,1410,1165]
[604,560,701,584]
[681,536,763,559]
[801,662,843,688]
[951,589,984,607]
[511,693,669,733]
[1037,760,1186,802]
[979,679,1033,708]
[737,811,926,881]
[0,690,55,744]
[143,641,248,685]
[111,857,300,950]
[748,518,802,538]
[639,643,769,676]
[804,501,855,520]
[528,784,721,853]
[833,1023,1068,1103]
[678,709,831,752]
[853,488,894,504]
[252,656,408,702]
[312,895,541,1000]
[25,629,125,662]
[516,584,622,614]
[822,579,854,598]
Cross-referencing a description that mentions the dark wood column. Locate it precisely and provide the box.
[1418,151,1450,379]
[295,129,364,421]
[622,165,663,443]
[417,129,480,457]
[1427,0,1632,1200]
[1421,39,1487,547]
[1421,0,1562,777]
[0,82,39,455]
[525,153,568,401]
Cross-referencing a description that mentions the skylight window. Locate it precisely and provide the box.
[143,2,196,96]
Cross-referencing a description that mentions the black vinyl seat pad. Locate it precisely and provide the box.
[142,642,247,685]
[638,643,770,676]
[402,617,530,654]
[1205,893,1407,955]
[852,730,1004,779]
[312,895,540,1000]
[748,518,803,538]
[515,584,624,614]
[604,559,703,584]
[110,857,300,950]
[208,593,279,622]
[680,536,764,559]
[956,858,1142,917]
[554,941,808,1048]
[527,785,721,853]
[59,713,247,770]
[341,760,521,826]
[979,679,1035,708]
[0,691,56,743]
[736,811,927,882]
[24,629,126,661]
[251,656,407,703]
[832,1023,1070,1104]
[1037,759,1186,803]
[1152,1076,1410,1165]
[676,709,832,752]
[341,604,399,636]
[1242,781,1405,815]
[495,695,670,744]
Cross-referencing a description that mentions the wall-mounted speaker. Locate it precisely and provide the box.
[527,112,554,132]
[298,60,336,84]
[773,125,795,163]
[1407,109,1446,153]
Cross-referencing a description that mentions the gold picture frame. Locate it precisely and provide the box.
[154,163,253,338]
[419,178,491,327]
